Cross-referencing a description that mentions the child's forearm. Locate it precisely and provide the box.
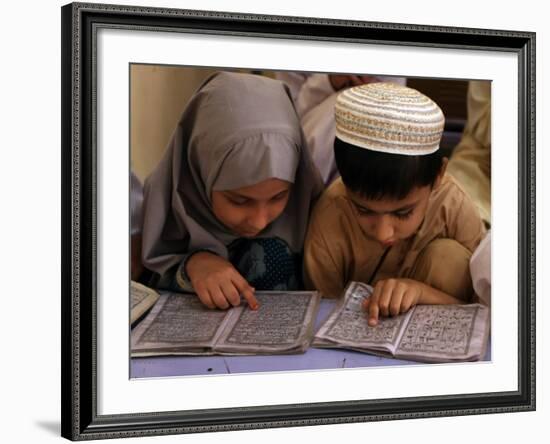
[418,282,464,305]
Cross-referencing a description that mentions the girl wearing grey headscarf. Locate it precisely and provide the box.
[141,71,323,309]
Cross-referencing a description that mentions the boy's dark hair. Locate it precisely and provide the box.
[334,137,445,200]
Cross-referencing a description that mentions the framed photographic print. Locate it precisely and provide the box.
[61,2,535,440]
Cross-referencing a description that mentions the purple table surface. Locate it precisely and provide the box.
[131,299,491,378]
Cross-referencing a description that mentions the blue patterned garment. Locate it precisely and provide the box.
[228,237,302,291]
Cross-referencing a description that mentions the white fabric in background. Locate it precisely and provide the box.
[470,230,491,306]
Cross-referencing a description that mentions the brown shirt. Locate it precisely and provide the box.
[304,173,486,298]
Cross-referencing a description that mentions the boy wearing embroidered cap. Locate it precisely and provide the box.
[304,82,486,326]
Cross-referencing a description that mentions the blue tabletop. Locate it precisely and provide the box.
[131,300,491,378]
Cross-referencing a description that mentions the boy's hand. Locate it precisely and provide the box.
[186,252,259,311]
[362,278,423,327]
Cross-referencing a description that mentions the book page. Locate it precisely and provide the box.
[131,292,232,356]
[394,304,490,362]
[130,281,160,324]
[215,291,320,354]
[314,282,411,353]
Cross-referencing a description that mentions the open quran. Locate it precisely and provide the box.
[131,280,160,325]
[313,282,490,363]
[131,290,320,357]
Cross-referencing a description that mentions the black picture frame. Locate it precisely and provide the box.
[61,2,536,440]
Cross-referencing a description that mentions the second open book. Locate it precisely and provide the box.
[314,281,490,363]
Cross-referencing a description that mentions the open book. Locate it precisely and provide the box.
[131,290,320,357]
[131,281,160,325]
[314,282,490,363]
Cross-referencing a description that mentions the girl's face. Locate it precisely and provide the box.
[211,178,292,238]
[346,185,432,247]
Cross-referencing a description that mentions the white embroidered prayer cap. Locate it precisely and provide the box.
[334,82,445,155]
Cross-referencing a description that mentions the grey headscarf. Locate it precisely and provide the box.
[141,71,324,276]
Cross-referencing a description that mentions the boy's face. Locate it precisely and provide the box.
[346,183,437,247]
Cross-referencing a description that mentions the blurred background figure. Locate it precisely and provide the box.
[447,81,491,226]
[275,72,406,185]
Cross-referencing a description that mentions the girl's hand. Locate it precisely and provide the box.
[362,278,423,327]
[185,252,259,310]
